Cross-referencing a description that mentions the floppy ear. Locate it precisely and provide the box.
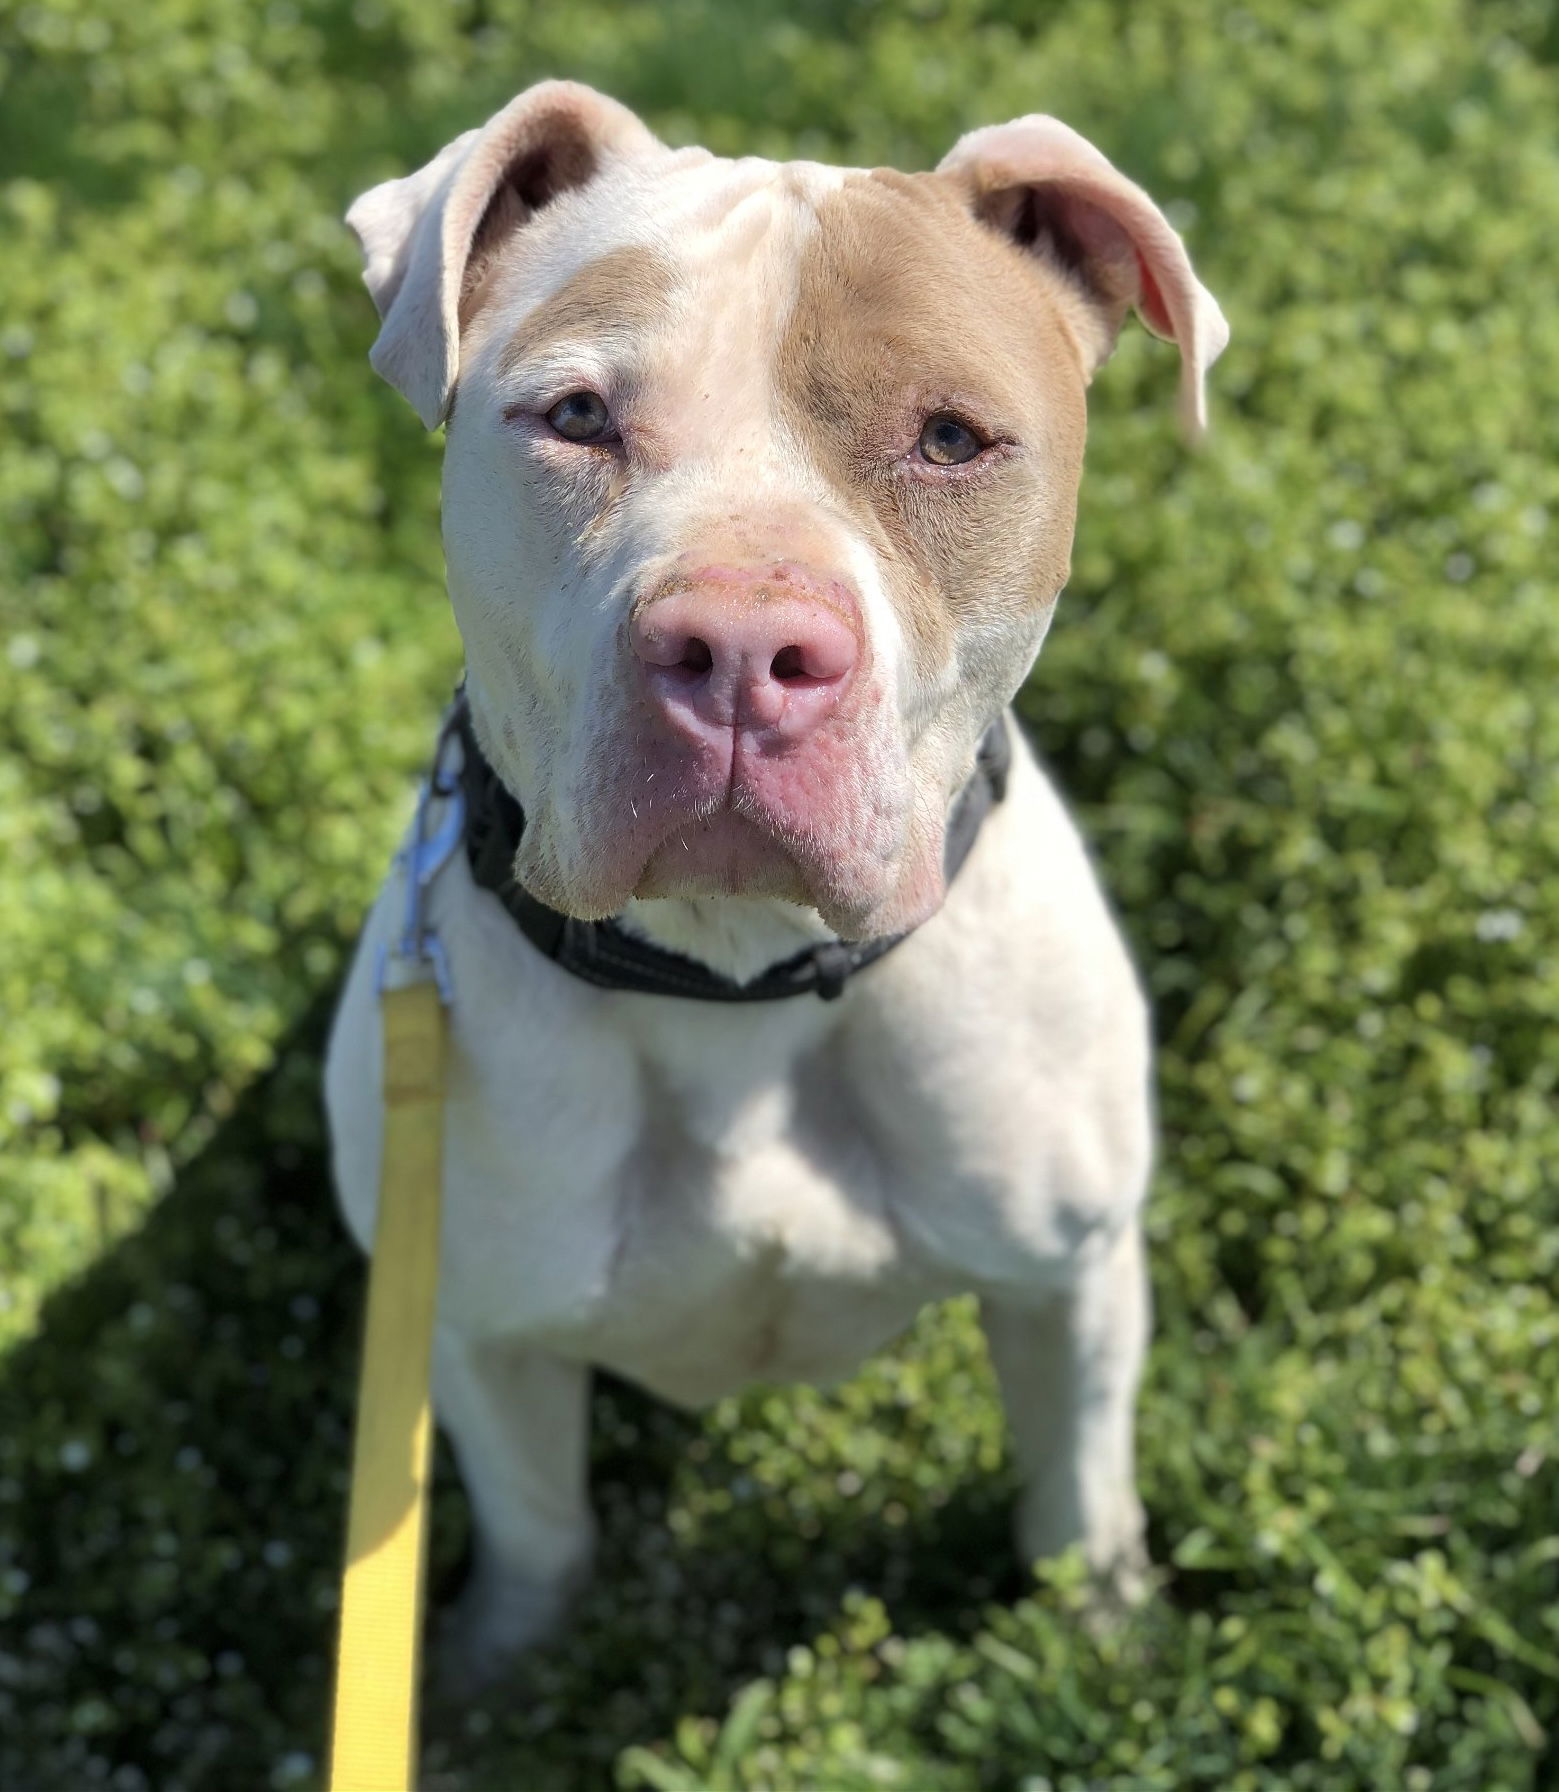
[938,115,1228,437]
[345,80,661,428]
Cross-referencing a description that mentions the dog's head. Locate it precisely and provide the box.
[348,82,1226,939]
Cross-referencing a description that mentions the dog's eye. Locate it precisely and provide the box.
[916,414,985,467]
[546,391,616,443]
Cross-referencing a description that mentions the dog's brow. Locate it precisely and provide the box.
[496,245,681,377]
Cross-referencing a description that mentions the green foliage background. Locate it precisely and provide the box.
[2,0,1558,1786]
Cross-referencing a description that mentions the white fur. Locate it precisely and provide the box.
[327,84,1223,1686]
[326,737,1152,1676]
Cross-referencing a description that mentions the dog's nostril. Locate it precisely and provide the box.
[770,645,808,681]
[679,637,714,675]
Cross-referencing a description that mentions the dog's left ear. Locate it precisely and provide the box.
[346,81,662,428]
[939,116,1229,437]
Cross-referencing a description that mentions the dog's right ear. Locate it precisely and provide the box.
[346,81,661,429]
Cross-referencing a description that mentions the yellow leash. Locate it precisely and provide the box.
[329,738,465,1792]
[328,979,446,1790]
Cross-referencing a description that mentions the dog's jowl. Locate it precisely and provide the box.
[325,80,1226,1687]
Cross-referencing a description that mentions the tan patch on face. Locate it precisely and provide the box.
[488,242,683,371]
[775,169,1092,679]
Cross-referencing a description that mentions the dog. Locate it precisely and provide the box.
[324,79,1226,1687]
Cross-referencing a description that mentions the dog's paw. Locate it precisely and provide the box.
[1014,1485,1152,1623]
[1078,1538,1156,1638]
[429,1568,580,1701]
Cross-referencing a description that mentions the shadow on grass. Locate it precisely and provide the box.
[0,997,1019,1792]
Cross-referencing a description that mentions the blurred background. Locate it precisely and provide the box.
[2,0,1557,1787]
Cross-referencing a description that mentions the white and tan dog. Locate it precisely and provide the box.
[325,80,1226,1685]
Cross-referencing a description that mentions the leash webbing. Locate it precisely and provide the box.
[328,978,447,1792]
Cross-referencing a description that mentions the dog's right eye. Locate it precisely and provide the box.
[545,391,616,443]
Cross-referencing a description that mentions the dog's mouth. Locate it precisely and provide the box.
[633,803,817,906]
[514,747,944,940]
[497,672,970,941]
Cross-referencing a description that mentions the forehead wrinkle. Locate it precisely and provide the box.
[633,176,827,466]
[672,155,849,227]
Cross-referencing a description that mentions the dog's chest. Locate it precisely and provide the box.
[435,1005,940,1402]
[589,1100,925,1404]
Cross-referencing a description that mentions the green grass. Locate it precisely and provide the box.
[2,0,1557,1786]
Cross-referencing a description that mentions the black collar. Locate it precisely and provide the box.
[454,696,1009,1002]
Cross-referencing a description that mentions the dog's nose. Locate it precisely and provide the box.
[630,563,859,738]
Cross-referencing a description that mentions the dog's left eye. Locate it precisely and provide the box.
[916,413,986,467]
[546,391,616,443]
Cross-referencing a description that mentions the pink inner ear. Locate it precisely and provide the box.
[1136,254,1174,339]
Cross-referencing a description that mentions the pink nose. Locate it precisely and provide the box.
[630,563,860,739]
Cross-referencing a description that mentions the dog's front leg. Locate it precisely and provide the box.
[431,1330,596,1693]
[981,1219,1150,1600]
